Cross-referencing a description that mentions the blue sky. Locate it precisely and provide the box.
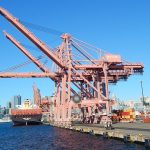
[0,0,149,106]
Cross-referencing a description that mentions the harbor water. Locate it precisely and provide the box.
[0,123,146,150]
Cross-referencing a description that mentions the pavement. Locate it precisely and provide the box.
[74,122,150,138]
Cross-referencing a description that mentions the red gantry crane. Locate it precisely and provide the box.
[0,7,144,125]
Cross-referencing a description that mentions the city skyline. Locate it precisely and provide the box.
[0,0,150,106]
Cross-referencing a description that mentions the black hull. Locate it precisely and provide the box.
[11,114,42,126]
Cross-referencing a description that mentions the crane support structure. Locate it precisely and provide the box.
[0,7,144,125]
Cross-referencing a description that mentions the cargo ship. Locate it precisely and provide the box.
[10,100,42,126]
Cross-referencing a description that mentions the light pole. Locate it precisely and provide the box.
[140,81,146,118]
[140,81,145,105]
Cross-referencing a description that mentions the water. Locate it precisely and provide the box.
[0,123,146,150]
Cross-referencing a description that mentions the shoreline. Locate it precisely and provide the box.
[50,122,150,148]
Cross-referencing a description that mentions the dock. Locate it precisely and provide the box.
[51,122,150,147]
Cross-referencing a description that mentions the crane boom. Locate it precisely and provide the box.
[3,31,56,80]
[0,7,64,68]
[0,72,56,78]
[2,32,79,95]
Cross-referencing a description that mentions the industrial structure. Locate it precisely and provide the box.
[0,7,144,125]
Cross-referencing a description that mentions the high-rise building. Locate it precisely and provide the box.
[11,95,21,109]
[33,84,41,106]
[6,101,11,109]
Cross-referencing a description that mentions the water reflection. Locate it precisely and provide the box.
[53,127,145,150]
[0,123,146,150]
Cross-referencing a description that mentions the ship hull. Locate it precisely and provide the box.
[11,114,42,126]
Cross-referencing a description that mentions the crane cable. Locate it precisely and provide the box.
[21,43,41,52]
[20,20,64,36]
[0,55,45,72]
[20,20,64,50]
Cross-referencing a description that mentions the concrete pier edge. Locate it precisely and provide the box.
[49,123,150,148]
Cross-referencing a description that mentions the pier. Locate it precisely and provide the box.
[0,3,150,150]
[52,122,150,147]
